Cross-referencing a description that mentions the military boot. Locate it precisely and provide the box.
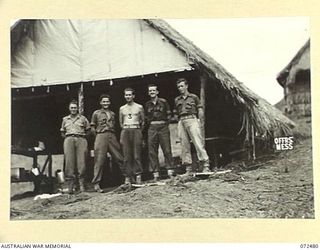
[153,172,159,182]
[202,166,211,173]
[124,177,131,184]
[167,169,175,179]
[79,179,86,192]
[136,174,142,185]
[202,159,211,173]
[94,184,104,193]
[67,180,75,194]
[185,165,193,175]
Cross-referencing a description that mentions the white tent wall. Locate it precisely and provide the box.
[11,19,192,88]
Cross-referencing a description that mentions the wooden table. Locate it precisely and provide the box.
[11,148,53,179]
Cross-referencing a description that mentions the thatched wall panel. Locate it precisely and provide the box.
[287,91,311,105]
[291,103,311,116]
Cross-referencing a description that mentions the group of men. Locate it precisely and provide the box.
[60,78,211,194]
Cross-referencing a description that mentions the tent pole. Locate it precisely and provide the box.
[200,74,207,142]
[78,83,84,115]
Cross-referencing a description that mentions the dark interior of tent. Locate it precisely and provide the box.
[12,69,246,184]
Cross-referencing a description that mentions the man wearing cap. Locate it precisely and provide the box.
[175,78,210,174]
[145,84,174,181]
[119,88,145,184]
[91,94,124,193]
[60,100,90,194]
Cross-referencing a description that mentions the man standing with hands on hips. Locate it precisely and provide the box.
[145,84,174,181]
[175,78,210,174]
[60,100,90,194]
[119,88,145,185]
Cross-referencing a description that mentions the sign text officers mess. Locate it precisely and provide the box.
[274,136,294,151]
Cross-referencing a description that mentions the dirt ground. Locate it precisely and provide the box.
[10,118,314,219]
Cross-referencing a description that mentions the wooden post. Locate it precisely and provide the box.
[78,83,84,115]
[251,123,256,161]
[246,117,251,161]
[200,74,207,142]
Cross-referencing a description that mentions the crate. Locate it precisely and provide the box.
[11,168,27,181]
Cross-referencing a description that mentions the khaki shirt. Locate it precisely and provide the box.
[145,98,171,123]
[91,109,116,133]
[175,93,202,117]
[60,114,90,136]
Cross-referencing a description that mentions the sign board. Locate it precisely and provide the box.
[274,136,294,151]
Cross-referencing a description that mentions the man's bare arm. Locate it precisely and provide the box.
[119,108,124,129]
[140,106,145,130]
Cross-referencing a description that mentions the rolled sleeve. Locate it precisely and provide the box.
[84,117,91,131]
[90,112,97,127]
[194,95,202,109]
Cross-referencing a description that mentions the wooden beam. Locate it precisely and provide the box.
[251,124,256,161]
[246,113,251,161]
[200,74,207,141]
[78,83,84,115]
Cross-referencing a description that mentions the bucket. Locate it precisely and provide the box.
[56,170,65,184]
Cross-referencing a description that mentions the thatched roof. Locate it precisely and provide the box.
[277,39,310,87]
[144,19,296,136]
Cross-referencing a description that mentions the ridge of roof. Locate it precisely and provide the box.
[276,39,310,86]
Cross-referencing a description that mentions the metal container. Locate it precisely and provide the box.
[56,170,65,184]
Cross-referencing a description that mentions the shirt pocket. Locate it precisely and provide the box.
[75,120,86,128]
[176,100,183,109]
[185,101,195,109]
[157,105,164,112]
[147,106,154,113]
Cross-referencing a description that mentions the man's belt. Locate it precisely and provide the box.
[179,114,196,120]
[97,130,114,134]
[150,120,167,125]
[123,124,141,129]
[66,134,86,138]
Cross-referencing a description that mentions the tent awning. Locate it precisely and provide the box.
[11,20,192,88]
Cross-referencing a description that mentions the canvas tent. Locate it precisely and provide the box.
[11,19,296,172]
[276,39,311,117]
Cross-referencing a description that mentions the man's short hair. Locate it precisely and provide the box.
[147,84,158,90]
[124,87,135,95]
[69,99,78,106]
[176,78,188,85]
[99,94,111,102]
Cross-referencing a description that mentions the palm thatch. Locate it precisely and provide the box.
[277,39,310,87]
[144,19,296,137]
[276,39,311,118]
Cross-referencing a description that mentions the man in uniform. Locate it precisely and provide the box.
[175,78,210,174]
[119,88,145,185]
[91,94,124,193]
[145,84,174,181]
[60,100,90,194]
